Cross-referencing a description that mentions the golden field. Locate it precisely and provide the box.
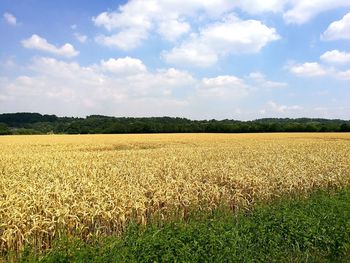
[1,133,350,253]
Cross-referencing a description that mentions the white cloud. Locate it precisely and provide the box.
[238,0,286,14]
[258,100,305,118]
[91,0,350,56]
[321,12,350,41]
[248,72,287,88]
[201,15,280,53]
[22,34,79,58]
[289,62,328,77]
[161,40,218,67]
[124,68,196,98]
[73,33,88,43]
[0,94,8,102]
[92,0,234,33]
[163,15,280,67]
[154,68,195,89]
[312,105,350,119]
[289,59,350,80]
[267,101,303,113]
[0,56,264,118]
[156,0,235,17]
[0,57,16,69]
[3,12,17,26]
[100,57,147,75]
[91,0,350,51]
[92,7,153,32]
[320,50,350,64]
[197,75,249,99]
[92,0,289,50]
[337,69,350,80]
[3,53,297,118]
[243,0,350,23]
[92,1,155,49]
[0,56,197,116]
[284,0,350,24]
[2,55,348,119]
[157,19,190,41]
[95,28,148,50]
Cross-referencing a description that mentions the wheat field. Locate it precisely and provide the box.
[1,133,350,254]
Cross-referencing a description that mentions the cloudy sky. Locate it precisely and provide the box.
[1,0,350,120]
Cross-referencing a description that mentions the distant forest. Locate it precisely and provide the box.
[0,112,350,135]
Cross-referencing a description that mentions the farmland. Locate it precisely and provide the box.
[1,133,350,258]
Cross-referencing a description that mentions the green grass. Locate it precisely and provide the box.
[15,188,350,262]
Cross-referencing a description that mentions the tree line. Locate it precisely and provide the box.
[0,112,349,135]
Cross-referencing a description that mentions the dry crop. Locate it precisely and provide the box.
[1,133,350,254]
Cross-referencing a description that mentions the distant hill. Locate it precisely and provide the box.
[0,112,349,135]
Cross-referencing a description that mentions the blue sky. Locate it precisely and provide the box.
[1,0,350,120]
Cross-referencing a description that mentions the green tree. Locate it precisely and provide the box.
[0,123,11,135]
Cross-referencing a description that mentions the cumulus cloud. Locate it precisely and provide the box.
[320,50,350,64]
[100,57,147,75]
[157,19,191,41]
[265,101,303,114]
[22,34,79,58]
[197,75,250,99]
[238,0,286,14]
[247,72,287,88]
[0,57,16,69]
[92,0,291,50]
[284,0,350,24]
[289,62,328,77]
[163,15,280,67]
[0,56,197,116]
[91,0,350,51]
[123,67,196,98]
[73,33,88,43]
[95,29,148,50]
[258,100,304,118]
[3,12,17,26]
[161,41,218,68]
[1,56,290,118]
[92,1,159,49]
[288,58,350,80]
[92,0,234,33]
[337,69,350,80]
[321,12,350,41]
[312,105,350,119]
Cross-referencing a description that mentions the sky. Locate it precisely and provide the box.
[0,0,350,120]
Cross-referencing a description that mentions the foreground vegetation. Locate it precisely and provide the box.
[1,133,350,257]
[17,189,350,262]
[1,112,350,135]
